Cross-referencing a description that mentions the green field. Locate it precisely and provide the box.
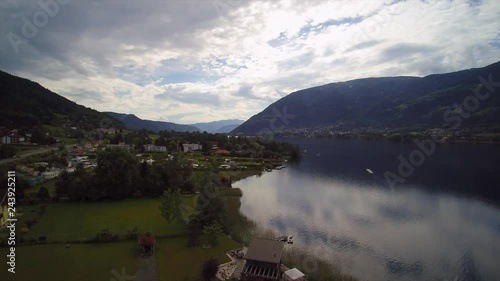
[0,241,141,281]
[25,178,57,197]
[14,197,195,242]
[156,235,239,281]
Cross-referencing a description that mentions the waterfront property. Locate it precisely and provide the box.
[242,238,285,280]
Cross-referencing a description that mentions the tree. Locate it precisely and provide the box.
[0,144,16,159]
[203,223,223,246]
[159,189,183,223]
[55,171,71,198]
[201,257,219,281]
[37,186,50,201]
[95,148,139,199]
[196,185,228,230]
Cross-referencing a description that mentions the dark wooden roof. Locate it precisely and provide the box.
[244,238,284,264]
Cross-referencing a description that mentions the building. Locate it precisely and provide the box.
[1,135,20,144]
[143,144,167,152]
[215,149,231,155]
[242,238,285,280]
[42,169,62,179]
[283,268,305,281]
[182,143,202,152]
[138,233,156,256]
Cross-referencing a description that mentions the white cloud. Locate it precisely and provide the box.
[0,0,499,123]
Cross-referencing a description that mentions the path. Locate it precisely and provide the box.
[134,256,158,281]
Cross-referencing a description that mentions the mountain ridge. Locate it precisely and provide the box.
[232,61,500,134]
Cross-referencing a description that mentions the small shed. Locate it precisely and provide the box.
[283,268,305,281]
[138,233,156,255]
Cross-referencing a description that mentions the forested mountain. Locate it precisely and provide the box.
[104,112,200,133]
[0,70,123,130]
[233,61,500,134]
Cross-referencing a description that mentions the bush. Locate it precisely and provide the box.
[125,226,139,240]
[38,204,46,216]
[25,218,38,229]
[38,235,47,242]
[95,229,119,242]
[201,257,219,281]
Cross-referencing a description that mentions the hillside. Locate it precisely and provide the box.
[233,61,500,134]
[190,119,244,133]
[104,112,200,133]
[0,70,123,130]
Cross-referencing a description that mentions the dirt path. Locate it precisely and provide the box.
[134,257,158,281]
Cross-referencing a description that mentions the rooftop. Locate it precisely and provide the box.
[244,238,284,264]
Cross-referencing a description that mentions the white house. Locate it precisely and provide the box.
[2,135,20,144]
[42,169,62,179]
[144,144,167,152]
[182,143,202,152]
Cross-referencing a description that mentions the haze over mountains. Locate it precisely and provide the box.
[233,61,500,134]
[104,112,244,133]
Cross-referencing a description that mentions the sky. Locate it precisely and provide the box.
[0,0,499,124]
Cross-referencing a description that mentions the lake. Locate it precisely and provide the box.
[235,138,500,281]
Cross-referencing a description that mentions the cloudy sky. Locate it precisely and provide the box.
[1,0,499,123]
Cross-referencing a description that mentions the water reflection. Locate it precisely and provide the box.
[236,139,500,281]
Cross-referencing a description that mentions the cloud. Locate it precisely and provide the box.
[0,0,499,123]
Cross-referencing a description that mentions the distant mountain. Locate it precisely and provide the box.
[0,70,123,129]
[104,112,200,133]
[214,124,241,133]
[190,119,244,133]
[233,61,500,134]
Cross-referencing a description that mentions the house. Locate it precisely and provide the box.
[215,149,230,155]
[138,233,156,255]
[283,268,305,281]
[143,144,167,152]
[182,143,202,152]
[1,135,20,144]
[242,238,285,280]
[42,169,62,179]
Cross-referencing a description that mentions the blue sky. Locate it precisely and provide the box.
[0,0,499,123]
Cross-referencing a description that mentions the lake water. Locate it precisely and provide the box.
[235,138,500,281]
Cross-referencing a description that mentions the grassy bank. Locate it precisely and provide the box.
[0,241,141,281]
[10,197,194,242]
[156,235,239,281]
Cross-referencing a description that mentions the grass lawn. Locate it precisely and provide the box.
[57,137,79,145]
[15,197,196,242]
[0,241,141,281]
[25,178,57,197]
[156,235,240,281]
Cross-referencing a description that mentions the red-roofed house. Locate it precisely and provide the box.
[215,149,230,155]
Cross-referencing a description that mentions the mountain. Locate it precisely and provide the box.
[214,124,241,133]
[0,70,123,129]
[104,112,200,133]
[190,119,245,133]
[233,61,500,134]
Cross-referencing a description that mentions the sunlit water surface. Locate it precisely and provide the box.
[235,138,500,281]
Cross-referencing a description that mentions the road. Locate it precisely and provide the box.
[0,145,74,165]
